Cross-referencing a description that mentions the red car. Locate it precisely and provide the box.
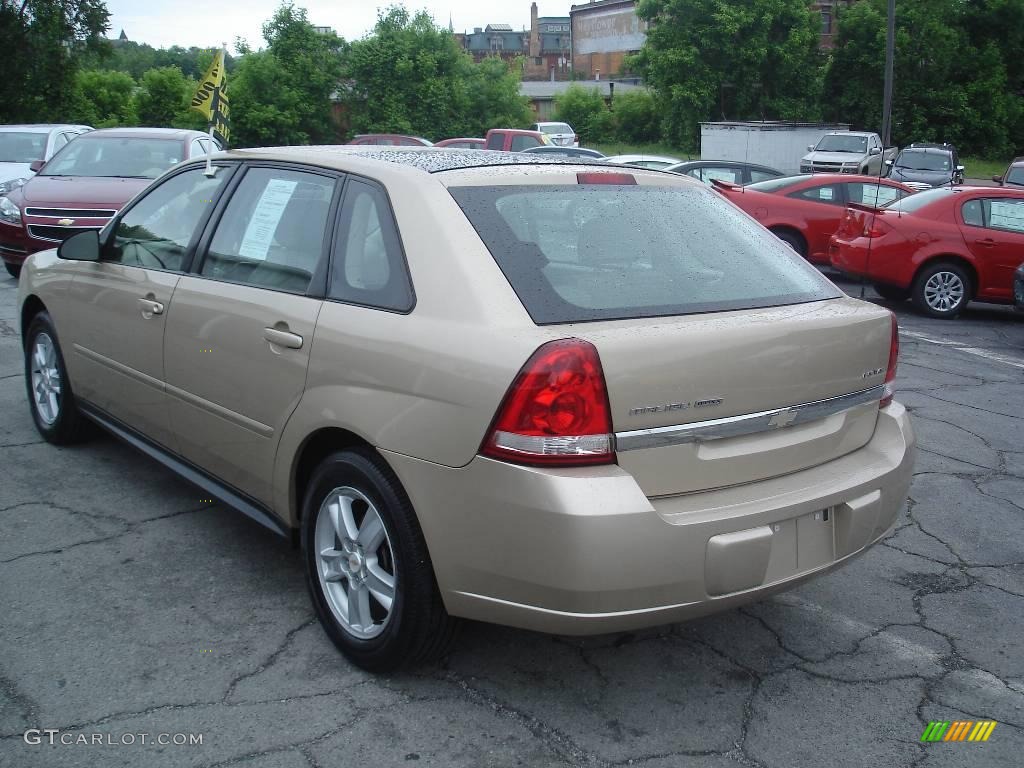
[483,129,550,152]
[830,187,1024,318]
[713,174,915,264]
[434,137,485,149]
[0,127,216,278]
[345,134,433,146]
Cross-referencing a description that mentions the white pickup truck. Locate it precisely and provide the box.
[799,132,898,176]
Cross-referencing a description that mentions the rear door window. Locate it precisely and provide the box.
[844,182,905,207]
[789,184,841,205]
[486,133,504,150]
[449,184,839,324]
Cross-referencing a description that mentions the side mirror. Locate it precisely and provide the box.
[869,147,881,156]
[955,165,964,173]
[992,174,1003,183]
[885,158,894,166]
[29,160,44,173]
[57,229,100,261]
[807,144,815,152]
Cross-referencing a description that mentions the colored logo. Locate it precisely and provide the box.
[920,721,997,742]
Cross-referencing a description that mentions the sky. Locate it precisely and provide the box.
[105,0,551,53]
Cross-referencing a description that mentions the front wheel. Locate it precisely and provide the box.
[4,261,20,279]
[912,262,971,319]
[301,448,457,672]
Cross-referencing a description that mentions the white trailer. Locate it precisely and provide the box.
[700,121,851,176]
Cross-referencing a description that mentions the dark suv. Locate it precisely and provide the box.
[886,143,963,191]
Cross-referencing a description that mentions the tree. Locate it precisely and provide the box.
[632,0,823,150]
[230,2,345,146]
[67,69,137,127]
[553,84,613,143]
[0,0,110,122]
[609,90,661,144]
[464,57,534,135]
[135,66,198,128]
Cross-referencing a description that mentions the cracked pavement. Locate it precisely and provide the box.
[1,270,1021,767]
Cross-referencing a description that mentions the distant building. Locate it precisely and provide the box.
[521,79,646,120]
[459,4,571,80]
[108,28,130,47]
[312,26,336,36]
[812,0,858,49]
[569,0,647,80]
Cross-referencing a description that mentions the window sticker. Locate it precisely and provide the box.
[818,186,834,201]
[988,200,1024,233]
[239,179,298,260]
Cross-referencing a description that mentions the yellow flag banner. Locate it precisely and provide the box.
[191,49,230,145]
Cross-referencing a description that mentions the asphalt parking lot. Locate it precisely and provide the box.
[0,269,1021,768]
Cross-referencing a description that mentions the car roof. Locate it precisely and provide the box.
[667,160,779,171]
[605,154,681,163]
[79,127,202,140]
[0,124,91,133]
[900,146,953,155]
[487,128,542,135]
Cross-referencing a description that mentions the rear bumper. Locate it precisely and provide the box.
[383,402,916,635]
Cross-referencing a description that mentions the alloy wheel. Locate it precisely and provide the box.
[923,271,964,313]
[30,332,61,425]
[314,486,397,640]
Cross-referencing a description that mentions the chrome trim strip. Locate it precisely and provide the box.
[615,385,884,452]
[25,208,117,218]
[165,382,274,439]
[73,344,164,392]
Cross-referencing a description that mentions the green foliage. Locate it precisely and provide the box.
[610,90,661,144]
[825,0,1024,156]
[135,67,198,128]
[0,0,109,122]
[341,7,531,140]
[230,3,345,147]
[67,69,137,127]
[554,85,613,143]
[77,40,235,81]
[632,0,823,150]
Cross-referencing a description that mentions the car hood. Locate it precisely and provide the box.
[18,175,151,207]
[804,151,862,163]
[0,162,34,184]
[888,168,950,185]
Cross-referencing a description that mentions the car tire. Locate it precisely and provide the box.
[24,311,90,444]
[873,283,910,302]
[5,262,20,279]
[771,229,807,258]
[912,262,971,319]
[301,448,458,672]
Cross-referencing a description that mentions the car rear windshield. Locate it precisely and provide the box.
[895,150,951,171]
[883,186,955,212]
[0,132,47,163]
[40,137,182,179]
[449,184,840,324]
[539,123,572,134]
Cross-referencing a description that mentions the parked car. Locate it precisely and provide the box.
[799,132,897,176]
[434,138,485,149]
[663,160,784,186]
[0,127,217,278]
[830,187,1024,318]
[605,154,683,170]
[346,134,433,147]
[520,146,605,160]
[530,121,578,147]
[1015,262,1024,311]
[484,128,550,152]
[886,143,963,190]
[712,174,915,264]
[993,157,1024,187]
[18,147,914,671]
[0,124,93,195]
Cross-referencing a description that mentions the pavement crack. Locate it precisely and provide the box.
[222,616,318,703]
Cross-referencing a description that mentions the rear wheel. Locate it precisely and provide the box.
[873,283,910,302]
[24,312,90,444]
[4,262,20,279]
[301,448,457,671]
[912,262,971,319]
[771,229,807,258]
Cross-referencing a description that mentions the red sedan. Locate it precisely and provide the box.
[830,187,1024,318]
[713,174,915,264]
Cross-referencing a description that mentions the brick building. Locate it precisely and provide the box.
[459,4,572,80]
[569,0,647,80]
[812,0,858,49]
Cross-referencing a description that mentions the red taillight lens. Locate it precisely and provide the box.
[481,339,615,466]
[576,172,636,185]
[863,216,891,238]
[880,313,899,408]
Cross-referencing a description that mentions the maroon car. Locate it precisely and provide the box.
[0,127,217,278]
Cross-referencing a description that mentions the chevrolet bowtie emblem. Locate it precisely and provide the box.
[58,218,74,226]
[768,409,798,428]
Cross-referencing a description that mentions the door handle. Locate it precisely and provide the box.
[975,238,996,247]
[137,298,164,316]
[263,327,303,349]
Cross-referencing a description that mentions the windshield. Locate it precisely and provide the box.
[0,132,47,163]
[40,137,182,179]
[895,150,951,172]
[539,123,572,134]
[1006,167,1024,187]
[450,184,838,324]
[815,135,869,153]
[883,186,954,212]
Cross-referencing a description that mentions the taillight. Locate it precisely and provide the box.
[576,172,636,185]
[573,134,579,144]
[880,313,899,408]
[863,217,891,238]
[481,339,615,466]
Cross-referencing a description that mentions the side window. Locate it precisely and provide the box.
[329,180,413,312]
[845,183,904,207]
[790,184,840,205]
[702,166,742,184]
[749,169,778,184]
[685,168,705,183]
[986,198,1024,233]
[200,167,335,293]
[961,200,984,227]
[51,133,70,154]
[486,133,504,151]
[511,135,540,152]
[190,139,207,157]
[110,167,228,271]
